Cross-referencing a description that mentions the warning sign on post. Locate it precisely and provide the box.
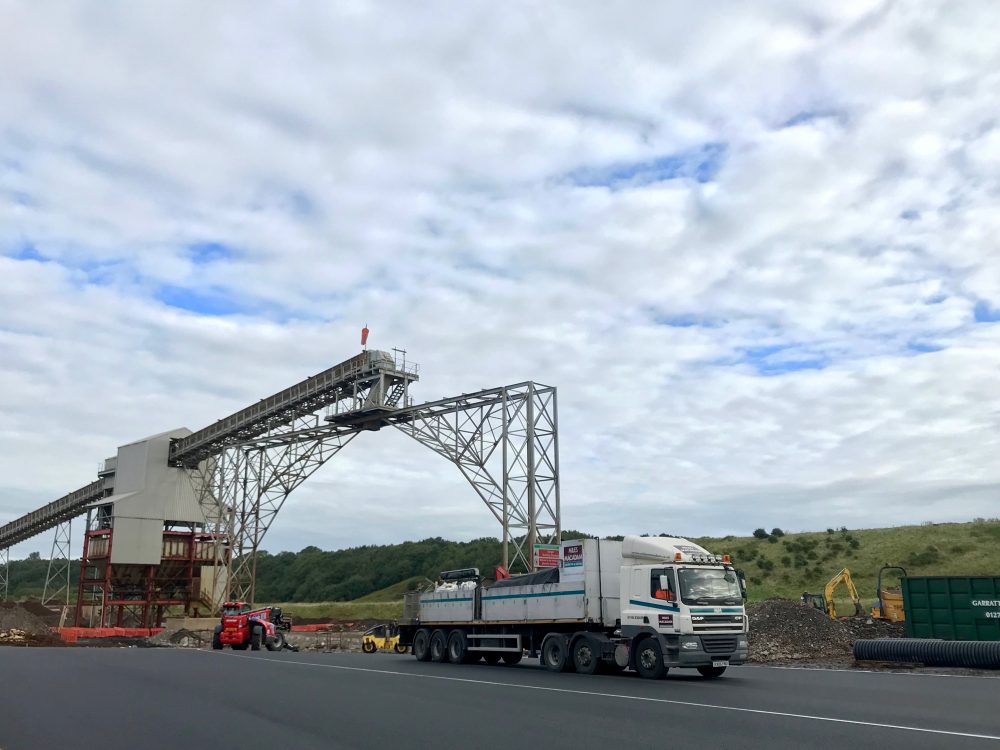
[533,544,561,569]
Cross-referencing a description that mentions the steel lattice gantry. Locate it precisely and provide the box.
[187,379,560,606]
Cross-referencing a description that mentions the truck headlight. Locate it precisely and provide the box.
[681,637,700,650]
[737,637,748,649]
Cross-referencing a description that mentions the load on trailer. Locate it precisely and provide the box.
[399,536,748,679]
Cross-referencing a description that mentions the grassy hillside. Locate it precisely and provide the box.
[693,519,1000,607]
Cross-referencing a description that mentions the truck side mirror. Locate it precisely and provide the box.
[736,569,747,600]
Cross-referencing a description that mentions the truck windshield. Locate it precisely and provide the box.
[678,569,742,605]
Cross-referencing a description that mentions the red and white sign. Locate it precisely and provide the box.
[533,544,561,569]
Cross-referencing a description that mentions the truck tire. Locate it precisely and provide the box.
[634,638,666,680]
[501,652,523,665]
[212,626,223,650]
[482,653,501,665]
[573,636,601,675]
[362,639,377,654]
[412,629,432,661]
[266,632,286,652]
[697,666,726,678]
[430,630,448,663]
[447,630,468,664]
[394,643,409,654]
[541,635,570,672]
[250,626,263,652]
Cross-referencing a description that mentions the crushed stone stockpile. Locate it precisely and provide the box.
[0,602,62,646]
[747,598,904,662]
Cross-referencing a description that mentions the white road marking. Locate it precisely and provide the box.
[198,651,1000,742]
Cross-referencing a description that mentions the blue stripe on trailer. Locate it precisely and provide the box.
[420,597,474,603]
[628,599,680,612]
[482,589,586,601]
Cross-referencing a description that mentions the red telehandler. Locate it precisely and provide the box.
[213,601,294,651]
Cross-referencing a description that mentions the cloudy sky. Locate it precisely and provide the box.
[2,1,999,559]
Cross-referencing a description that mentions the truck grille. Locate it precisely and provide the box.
[692,615,743,632]
[701,635,738,654]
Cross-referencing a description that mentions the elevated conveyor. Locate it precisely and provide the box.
[168,350,415,468]
[0,478,111,549]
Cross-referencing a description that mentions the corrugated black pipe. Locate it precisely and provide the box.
[854,638,1000,668]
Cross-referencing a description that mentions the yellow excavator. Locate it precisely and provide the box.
[870,565,907,622]
[801,568,864,619]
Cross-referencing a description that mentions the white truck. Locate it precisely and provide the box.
[399,535,748,679]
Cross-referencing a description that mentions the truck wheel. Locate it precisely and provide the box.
[394,643,409,654]
[250,627,263,652]
[412,629,432,661]
[212,626,223,650]
[430,630,448,662]
[482,653,501,665]
[541,635,569,672]
[635,638,666,680]
[446,630,468,664]
[362,639,377,654]
[697,666,726,678]
[573,636,600,675]
[501,652,523,665]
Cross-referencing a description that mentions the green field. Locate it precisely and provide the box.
[277,519,1000,619]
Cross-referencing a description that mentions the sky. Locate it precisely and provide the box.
[2,1,999,560]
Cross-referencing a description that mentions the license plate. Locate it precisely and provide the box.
[712,660,729,668]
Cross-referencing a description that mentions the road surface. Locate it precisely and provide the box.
[1,648,998,749]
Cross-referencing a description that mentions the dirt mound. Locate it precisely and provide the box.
[18,600,61,625]
[0,603,62,646]
[747,598,901,662]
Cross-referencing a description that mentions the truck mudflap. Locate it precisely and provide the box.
[661,633,748,667]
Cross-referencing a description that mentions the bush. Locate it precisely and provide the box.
[781,556,792,567]
[848,538,860,550]
[770,527,785,537]
[753,528,769,539]
[767,535,779,543]
[826,528,835,535]
[758,559,775,572]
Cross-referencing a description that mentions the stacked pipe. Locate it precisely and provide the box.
[854,638,1000,668]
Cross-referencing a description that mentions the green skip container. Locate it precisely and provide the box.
[902,576,1000,641]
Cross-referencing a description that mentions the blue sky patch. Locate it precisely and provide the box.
[782,110,845,128]
[907,341,943,354]
[654,313,723,328]
[568,142,726,188]
[735,344,828,376]
[155,284,245,316]
[188,242,234,265]
[974,301,1000,323]
[12,243,47,262]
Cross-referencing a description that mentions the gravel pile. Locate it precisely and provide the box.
[0,603,62,646]
[747,598,902,662]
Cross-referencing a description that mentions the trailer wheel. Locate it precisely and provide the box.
[482,653,501,665]
[572,636,600,675]
[697,666,726,678]
[430,630,448,662]
[634,638,666,680]
[501,652,523,665]
[412,629,431,661]
[446,630,468,664]
[541,635,569,672]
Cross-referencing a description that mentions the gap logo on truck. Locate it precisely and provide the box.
[398,535,748,680]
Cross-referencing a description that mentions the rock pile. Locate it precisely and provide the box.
[747,598,903,663]
[0,602,62,646]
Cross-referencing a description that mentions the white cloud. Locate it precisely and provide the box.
[1,0,999,560]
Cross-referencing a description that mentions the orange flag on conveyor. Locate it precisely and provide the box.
[361,326,369,346]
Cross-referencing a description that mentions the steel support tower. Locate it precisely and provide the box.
[0,546,7,601]
[42,520,73,608]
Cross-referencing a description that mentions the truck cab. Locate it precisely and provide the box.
[620,540,748,672]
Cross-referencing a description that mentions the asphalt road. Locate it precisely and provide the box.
[1,648,998,750]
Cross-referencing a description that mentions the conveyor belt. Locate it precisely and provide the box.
[0,478,110,549]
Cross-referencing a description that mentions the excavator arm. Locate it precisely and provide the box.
[823,568,863,618]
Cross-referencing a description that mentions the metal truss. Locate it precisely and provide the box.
[187,412,361,607]
[393,382,560,573]
[0,546,8,601]
[42,520,73,608]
